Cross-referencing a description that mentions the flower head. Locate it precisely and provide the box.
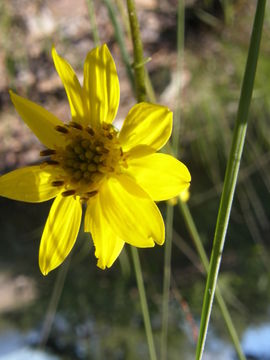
[0,44,191,275]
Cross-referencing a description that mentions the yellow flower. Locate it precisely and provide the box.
[0,44,191,275]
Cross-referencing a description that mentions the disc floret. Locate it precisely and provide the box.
[41,122,126,201]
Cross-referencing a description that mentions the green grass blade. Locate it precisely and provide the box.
[103,0,135,91]
[173,0,185,155]
[195,2,266,359]
[85,0,100,47]
[178,200,246,360]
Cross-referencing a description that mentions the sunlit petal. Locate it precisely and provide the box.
[52,47,89,125]
[39,195,82,275]
[119,102,172,152]
[127,153,191,201]
[10,91,66,149]
[0,165,62,202]
[85,195,125,269]
[99,175,164,247]
[125,144,156,159]
[83,44,120,127]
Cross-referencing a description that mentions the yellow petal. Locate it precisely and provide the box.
[83,44,120,127]
[85,194,125,269]
[119,102,172,152]
[52,47,89,125]
[125,144,156,159]
[0,165,62,202]
[127,153,191,201]
[10,91,66,149]
[99,175,165,247]
[39,195,82,275]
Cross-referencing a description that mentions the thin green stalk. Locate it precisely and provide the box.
[160,204,174,360]
[115,0,132,39]
[173,0,185,155]
[178,201,209,270]
[145,70,156,103]
[195,2,266,359]
[126,0,146,102]
[39,257,70,346]
[160,2,184,358]
[113,0,155,103]
[131,247,157,360]
[103,0,135,90]
[85,0,100,47]
[178,200,246,360]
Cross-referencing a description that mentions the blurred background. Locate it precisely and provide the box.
[0,0,270,359]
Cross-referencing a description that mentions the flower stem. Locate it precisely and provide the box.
[126,0,146,102]
[39,256,70,346]
[131,247,157,360]
[195,2,266,359]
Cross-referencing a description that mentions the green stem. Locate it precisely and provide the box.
[160,204,174,360]
[115,0,132,39]
[85,0,100,47]
[126,0,146,102]
[195,2,266,359]
[145,70,156,103]
[103,0,135,90]
[178,200,246,360]
[115,0,155,102]
[173,0,185,154]
[131,247,157,360]
[39,257,70,346]
[160,2,184,357]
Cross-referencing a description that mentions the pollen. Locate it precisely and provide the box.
[42,122,126,200]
